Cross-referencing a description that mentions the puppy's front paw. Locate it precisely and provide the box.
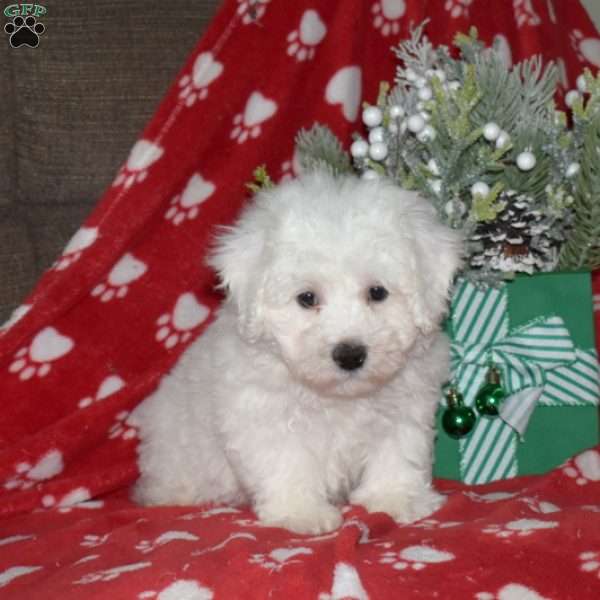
[257,500,343,535]
[350,486,446,524]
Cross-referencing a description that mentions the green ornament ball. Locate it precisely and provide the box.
[442,388,477,439]
[475,367,506,417]
[475,382,506,416]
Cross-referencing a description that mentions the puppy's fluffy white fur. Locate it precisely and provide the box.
[131,171,462,534]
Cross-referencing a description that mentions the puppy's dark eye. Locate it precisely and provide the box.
[368,286,389,302]
[297,291,319,309]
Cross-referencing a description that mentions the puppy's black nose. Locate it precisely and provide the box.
[332,342,367,371]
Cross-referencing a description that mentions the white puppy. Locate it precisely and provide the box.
[131,171,462,534]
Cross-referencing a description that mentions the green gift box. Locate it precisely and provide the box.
[434,271,600,484]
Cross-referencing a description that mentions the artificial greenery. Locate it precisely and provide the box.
[295,125,353,177]
[246,164,275,194]
[296,24,600,283]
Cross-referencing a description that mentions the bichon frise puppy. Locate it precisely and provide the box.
[131,171,462,534]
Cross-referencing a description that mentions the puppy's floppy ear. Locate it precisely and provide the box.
[401,192,464,334]
[206,205,268,341]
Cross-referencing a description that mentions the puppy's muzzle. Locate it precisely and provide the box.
[332,342,367,371]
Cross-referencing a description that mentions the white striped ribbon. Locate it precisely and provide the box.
[447,279,600,485]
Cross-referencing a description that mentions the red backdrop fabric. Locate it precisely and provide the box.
[1,1,599,597]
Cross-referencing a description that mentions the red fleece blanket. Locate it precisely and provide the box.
[1,0,599,597]
[1,447,600,599]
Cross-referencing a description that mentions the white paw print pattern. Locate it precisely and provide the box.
[249,547,313,571]
[0,304,31,332]
[178,507,242,521]
[563,448,600,485]
[73,561,151,585]
[237,0,270,25]
[41,487,103,513]
[287,10,326,61]
[135,530,199,554]
[318,562,369,600]
[571,30,600,68]
[178,52,223,107]
[165,173,215,225]
[379,545,454,570]
[412,518,463,530]
[325,65,362,122]
[4,449,63,491]
[444,0,473,18]
[463,491,519,503]
[520,496,560,514]
[91,253,148,302]
[230,91,278,144]
[113,140,164,189]
[156,292,210,349]
[9,326,74,380]
[79,374,125,409]
[513,0,541,28]
[476,583,549,600]
[372,0,406,37]
[108,411,138,441]
[81,533,110,548]
[54,227,98,271]
[138,579,214,600]
[482,518,558,538]
[280,149,302,182]
[579,551,600,580]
